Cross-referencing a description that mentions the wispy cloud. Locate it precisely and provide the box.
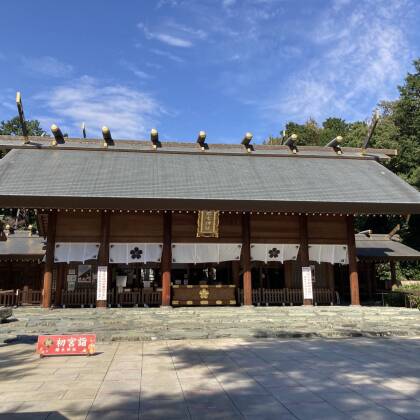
[20,56,74,78]
[35,76,163,139]
[149,48,185,63]
[264,0,414,122]
[119,59,151,79]
[138,22,193,47]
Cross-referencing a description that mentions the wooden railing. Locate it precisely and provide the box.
[61,289,162,307]
[62,289,97,307]
[0,290,18,307]
[238,288,339,306]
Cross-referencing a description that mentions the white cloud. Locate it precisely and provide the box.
[119,59,151,79]
[269,0,413,122]
[35,76,164,139]
[149,48,185,63]
[20,56,74,78]
[138,22,193,48]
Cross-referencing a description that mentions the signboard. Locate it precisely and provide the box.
[197,210,219,238]
[302,266,313,300]
[67,274,77,291]
[96,266,108,301]
[36,334,96,357]
[77,265,93,283]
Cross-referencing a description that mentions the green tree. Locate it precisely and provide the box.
[0,115,46,136]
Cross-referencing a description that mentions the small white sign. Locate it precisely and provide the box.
[96,266,108,301]
[67,274,77,291]
[302,266,313,300]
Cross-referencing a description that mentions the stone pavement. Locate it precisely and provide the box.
[1,337,420,419]
[1,306,420,343]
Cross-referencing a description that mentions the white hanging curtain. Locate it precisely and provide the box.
[172,243,242,264]
[54,242,100,263]
[250,243,300,263]
[109,243,163,264]
[309,244,348,264]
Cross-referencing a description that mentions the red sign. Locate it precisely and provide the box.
[36,334,96,357]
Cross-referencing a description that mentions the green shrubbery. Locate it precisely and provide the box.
[385,284,420,310]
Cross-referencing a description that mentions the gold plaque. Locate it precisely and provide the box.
[200,300,209,305]
[229,300,236,305]
[172,300,179,305]
[197,210,219,238]
[216,300,222,305]
[199,288,210,299]
[187,300,193,305]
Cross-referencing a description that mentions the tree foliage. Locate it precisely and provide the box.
[267,59,420,279]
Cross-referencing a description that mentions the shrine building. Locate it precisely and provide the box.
[0,129,419,308]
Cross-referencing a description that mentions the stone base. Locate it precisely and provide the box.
[0,307,12,322]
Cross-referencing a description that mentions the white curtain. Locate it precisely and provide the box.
[109,243,163,264]
[172,243,242,264]
[309,244,348,264]
[54,242,100,263]
[250,244,300,263]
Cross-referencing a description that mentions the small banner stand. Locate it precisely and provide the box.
[36,334,96,357]
[197,210,219,238]
[96,266,108,301]
[302,266,313,300]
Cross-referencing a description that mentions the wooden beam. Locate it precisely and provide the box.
[347,215,360,305]
[284,261,293,288]
[42,211,57,308]
[242,213,252,306]
[161,212,172,306]
[299,215,312,305]
[96,211,110,308]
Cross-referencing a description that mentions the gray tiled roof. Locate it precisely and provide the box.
[356,234,420,261]
[0,148,419,213]
[0,231,44,258]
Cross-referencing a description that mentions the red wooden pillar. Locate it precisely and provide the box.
[299,215,312,305]
[42,211,57,308]
[96,211,110,308]
[242,213,252,306]
[161,212,172,306]
[347,215,360,305]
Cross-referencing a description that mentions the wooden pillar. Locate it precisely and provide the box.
[327,263,335,292]
[161,212,172,306]
[55,263,65,306]
[242,213,252,306]
[42,211,57,308]
[232,261,240,287]
[299,215,312,305]
[96,211,110,308]
[284,261,293,289]
[346,215,360,305]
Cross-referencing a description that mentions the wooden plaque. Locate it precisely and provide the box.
[197,210,219,238]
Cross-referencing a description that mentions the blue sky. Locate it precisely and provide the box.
[0,0,418,143]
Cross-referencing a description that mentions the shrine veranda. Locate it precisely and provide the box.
[1,134,420,309]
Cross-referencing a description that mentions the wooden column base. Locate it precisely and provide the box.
[303,299,313,306]
[243,270,252,306]
[96,300,107,308]
[161,271,171,306]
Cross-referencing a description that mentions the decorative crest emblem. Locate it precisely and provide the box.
[268,247,280,259]
[199,288,210,299]
[130,247,143,260]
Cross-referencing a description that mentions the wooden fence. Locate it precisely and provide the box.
[238,288,339,306]
[62,289,162,307]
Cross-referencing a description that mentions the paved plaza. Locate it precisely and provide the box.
[0,337,420,419]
